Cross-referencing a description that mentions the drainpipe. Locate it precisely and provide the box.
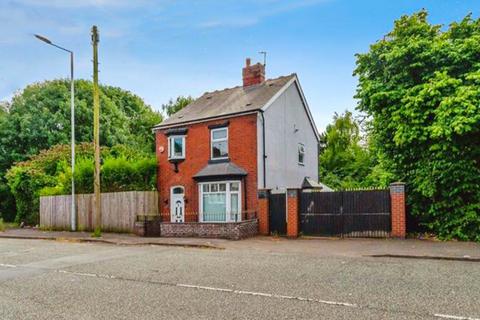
[260,110,267,189]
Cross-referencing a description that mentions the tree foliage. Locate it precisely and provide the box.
[318,111,391,190]
[0,79,162,221]
[354,11,480,240]
[0,79,161,170]
[6,143,157,224]
[162,96,193,117]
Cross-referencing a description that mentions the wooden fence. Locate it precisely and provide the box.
[40,191,159,232]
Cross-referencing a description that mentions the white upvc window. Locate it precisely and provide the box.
[298,143,305,165]
[211,127,228,160]
[168,135,185,159]
[199,181,241,222]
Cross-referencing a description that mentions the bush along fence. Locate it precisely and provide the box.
[40,191,158,232]
[257,182,406,239]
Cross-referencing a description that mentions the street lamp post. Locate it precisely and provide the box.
[34,34,76,231]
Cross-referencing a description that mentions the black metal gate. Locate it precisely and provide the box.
[300,190,391,238]
[269,193,286,235]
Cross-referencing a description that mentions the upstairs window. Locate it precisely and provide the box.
[168,135,185,159]
[211,127,228,159]
[298,143,305,165]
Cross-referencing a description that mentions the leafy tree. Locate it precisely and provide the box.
[162,96,193,117]
[354,11,480,240]
[0,79,162,221]
[0,79,161,169]
[6,143,156,224]
[319,111,388,189]
[0,102,16,221]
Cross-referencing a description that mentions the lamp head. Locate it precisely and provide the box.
[34,34,52,44]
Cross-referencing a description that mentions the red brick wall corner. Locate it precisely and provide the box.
[257,189,270,235]
[287,189,299,238]
[390,182,406,238]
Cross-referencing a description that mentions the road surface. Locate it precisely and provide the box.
[0,238,479,319]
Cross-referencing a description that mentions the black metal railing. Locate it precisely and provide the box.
[160,211,257,223]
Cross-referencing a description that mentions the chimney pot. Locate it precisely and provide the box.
[246,58,251,67]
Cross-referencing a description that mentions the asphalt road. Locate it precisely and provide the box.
[0,238,479,320]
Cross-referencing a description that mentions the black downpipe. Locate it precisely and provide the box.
[260,110,267,189]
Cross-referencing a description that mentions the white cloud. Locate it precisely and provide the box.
[12,0,153,8]
[198,17,259,29]
[195,0,331,30]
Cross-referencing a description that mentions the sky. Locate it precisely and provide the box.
[1,0,479,132]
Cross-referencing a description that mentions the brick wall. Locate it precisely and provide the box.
[257,189,269,235]
[286,189,299,238]
[160,220,258,240]
[242,58,265,87]
[156,114,258,219]
[390,182,406,238]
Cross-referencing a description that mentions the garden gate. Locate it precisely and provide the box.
[269,192,287,235]
[300,189,391,237]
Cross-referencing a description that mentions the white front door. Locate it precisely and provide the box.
[170,186,185,223]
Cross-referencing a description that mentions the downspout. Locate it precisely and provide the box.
[260,110,267,189]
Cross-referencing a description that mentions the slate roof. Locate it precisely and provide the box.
[193,161,248,180]
[154,74,296,129]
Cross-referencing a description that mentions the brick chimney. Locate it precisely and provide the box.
[242,58,265,87]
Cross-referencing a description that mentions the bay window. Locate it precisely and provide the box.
[199,181,241,222]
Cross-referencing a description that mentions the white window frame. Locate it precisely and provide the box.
[210,127,228,160]
[298,143,305,165]
[198,180,241,223]
[168,135,186,160]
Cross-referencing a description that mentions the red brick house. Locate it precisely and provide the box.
[153,59,319,227]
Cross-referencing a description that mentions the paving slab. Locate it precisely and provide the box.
[0,228,227,249]
[1,229,479,261]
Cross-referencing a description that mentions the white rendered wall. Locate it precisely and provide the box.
[257,81,318,192]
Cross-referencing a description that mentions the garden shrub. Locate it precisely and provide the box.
[6,143,157,224]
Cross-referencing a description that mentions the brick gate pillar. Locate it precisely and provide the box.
[390,182,406,238]
[257,189,270,235]
[287,189,299,238]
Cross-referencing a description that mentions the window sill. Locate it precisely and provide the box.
[169,158,185,163]
[208,158,230,164]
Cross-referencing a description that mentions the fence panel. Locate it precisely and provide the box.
[341,190,391,238]
[300,192,342,236]
[299,189,391,238]
[40,191,159,232]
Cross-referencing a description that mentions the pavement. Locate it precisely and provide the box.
[1,228,479,260]
[0,228,227,249]
[0,232,479,319]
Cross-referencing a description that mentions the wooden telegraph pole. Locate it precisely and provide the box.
[91,26,101,232]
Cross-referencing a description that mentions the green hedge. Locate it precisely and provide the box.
[6,143,157,224]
